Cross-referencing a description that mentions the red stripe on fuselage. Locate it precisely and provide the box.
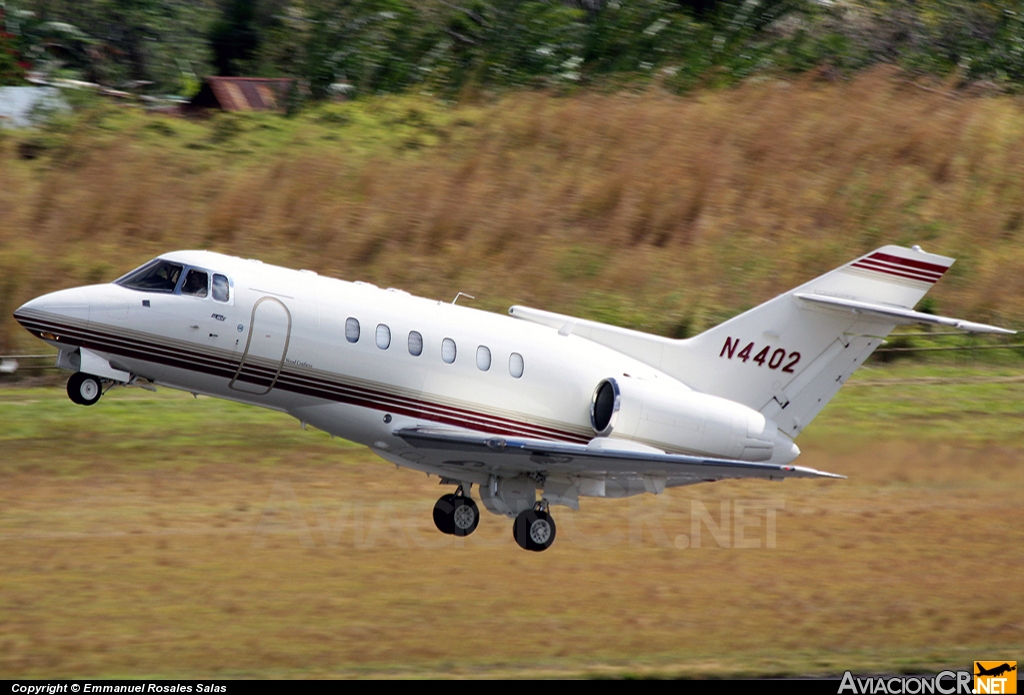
[15,313,593,445]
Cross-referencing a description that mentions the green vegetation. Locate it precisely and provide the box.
[3,3,1022,679]
[807,364,1024,443]
[9,1,1024,96]
[3,70,1024,357]
[0,363,1021,677]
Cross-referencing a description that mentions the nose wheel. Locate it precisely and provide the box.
[432,487,480,537]
[513,507,556,552]
[67,373,103,406]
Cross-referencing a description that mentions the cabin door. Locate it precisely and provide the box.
[229,296,292,395]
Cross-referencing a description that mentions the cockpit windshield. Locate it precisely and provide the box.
[116,259,184,293]
[181,269,209,297]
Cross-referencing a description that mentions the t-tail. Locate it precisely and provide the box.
[666,245,1014,438]
[510,245,1014,441]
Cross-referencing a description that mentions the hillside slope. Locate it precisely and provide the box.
[2,68,1023,352]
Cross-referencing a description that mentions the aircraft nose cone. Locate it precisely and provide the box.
[14,293,45,312]
[13,295,47,326]
[13,288,92,337]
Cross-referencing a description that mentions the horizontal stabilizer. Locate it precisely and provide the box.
[794,294,1016,335]
[395,427,844,482]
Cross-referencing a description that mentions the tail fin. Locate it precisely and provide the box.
[668,245,996,437]
[511,245,1013,440]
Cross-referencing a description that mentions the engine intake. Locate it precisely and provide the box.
[588,376,798,464]
[590,378,620,435]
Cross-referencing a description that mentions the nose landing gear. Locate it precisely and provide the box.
[432,486,480,537]
[67,373,103,406]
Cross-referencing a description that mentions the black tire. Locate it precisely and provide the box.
[512,509,556,552]
[67,373,102,406]
[432,493,457,535]
[449,496,480,537]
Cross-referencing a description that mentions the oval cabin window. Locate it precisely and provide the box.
[375,324,391,350]
[441,338,457,364]
[408,331,423,356]
[509,352,524,378]
[476,346,491,371]
[345,318,360,343]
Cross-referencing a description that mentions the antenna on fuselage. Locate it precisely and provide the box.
[452,292,475,305]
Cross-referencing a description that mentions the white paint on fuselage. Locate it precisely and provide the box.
[87,251,671,449]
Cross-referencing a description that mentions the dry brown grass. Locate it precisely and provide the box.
[4,67,1024,353]
[1,430,1021,678]
[1,373,1022,678]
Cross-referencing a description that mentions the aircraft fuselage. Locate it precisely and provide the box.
[15,251,791,470]
[20,245,1002,551]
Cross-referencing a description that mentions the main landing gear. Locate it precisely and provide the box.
[512,504,556,552]
[432,486,480,537]
[431,485,558,551]
[67,373,103,406]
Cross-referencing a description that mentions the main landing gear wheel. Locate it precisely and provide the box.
[433,494,457,535]
[513,508,556,552]
[67,373,102,406]
[432,489,480,537]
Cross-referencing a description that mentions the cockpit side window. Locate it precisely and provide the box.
[116,259,184,293]
[212,274,230,302]
[181,269,209,298]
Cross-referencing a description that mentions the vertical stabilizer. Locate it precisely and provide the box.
[661,246,955,437]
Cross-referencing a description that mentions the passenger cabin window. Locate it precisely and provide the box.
[375,324,391,350]
[181,269,209,298]
[116,259,183,293]
[212,274,230,302]
[408,331,423,356]
[441,338,457,364]
[509,352,524,378]
[476,346,491,371]
[345,318,360,343]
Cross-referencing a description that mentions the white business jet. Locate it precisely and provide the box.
[13,245,1014,551]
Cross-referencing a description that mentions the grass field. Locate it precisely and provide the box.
[1,363,1021,678]
[4,68,1024,355]
[2,65,1023,679]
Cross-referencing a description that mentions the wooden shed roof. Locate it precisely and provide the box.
[189,77,295,113]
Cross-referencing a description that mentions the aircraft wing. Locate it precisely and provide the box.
[393,427,843,485]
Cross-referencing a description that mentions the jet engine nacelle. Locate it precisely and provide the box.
[590,377,799,464]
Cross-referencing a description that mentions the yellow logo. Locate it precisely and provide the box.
[975,662,1017,694]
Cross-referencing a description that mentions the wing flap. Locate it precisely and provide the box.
[394,427,843,482]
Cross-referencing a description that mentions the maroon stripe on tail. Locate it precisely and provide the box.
[858,258,944,280]
[851,259,943,282]
[849,261,941,284]
[867,252,950,275]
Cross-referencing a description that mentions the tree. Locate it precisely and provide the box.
[209,0,260,75]
[13,0,217,92]
[0,5,28,84]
